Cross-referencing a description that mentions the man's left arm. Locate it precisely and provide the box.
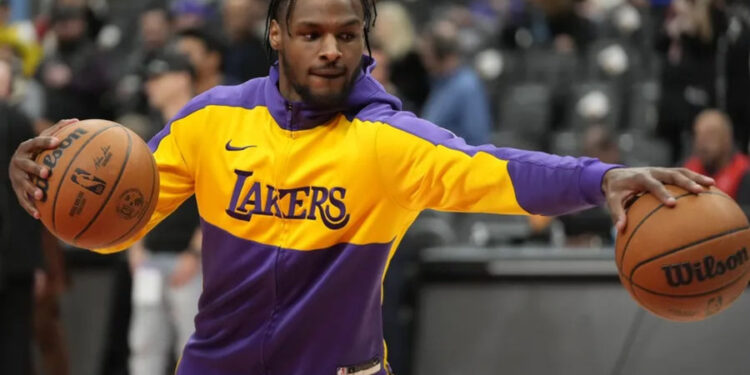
[373,113,713,230]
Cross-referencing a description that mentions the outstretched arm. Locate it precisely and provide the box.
[372,113,713,228]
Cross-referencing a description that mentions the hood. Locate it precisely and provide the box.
[264,55,403,130]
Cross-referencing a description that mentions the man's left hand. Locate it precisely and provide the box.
[602,167,715,232]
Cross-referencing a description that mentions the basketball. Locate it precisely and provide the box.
[615,185,750,322]
[32,119,159,249]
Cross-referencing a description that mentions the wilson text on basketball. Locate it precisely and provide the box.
[662,247,749,287]
[35,127,89,201]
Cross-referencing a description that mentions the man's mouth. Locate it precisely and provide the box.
[310,67,346,79]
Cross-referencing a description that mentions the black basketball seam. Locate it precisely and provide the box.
[617,190,739,290]
[630,268,750,299]
[73,127,133,243]
[102,142,158,248]
[50,124,119,232]
[617,192,693,270]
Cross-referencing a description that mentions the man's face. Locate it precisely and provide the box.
[270,0,365,107]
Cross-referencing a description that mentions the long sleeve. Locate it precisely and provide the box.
[92,98,208,253]
[372,112,619,216]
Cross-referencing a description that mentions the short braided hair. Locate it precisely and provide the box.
[264,0,377,63]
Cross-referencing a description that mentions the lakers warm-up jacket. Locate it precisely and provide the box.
[96,56,618,375]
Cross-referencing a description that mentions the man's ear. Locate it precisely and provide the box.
[269,19,282,51]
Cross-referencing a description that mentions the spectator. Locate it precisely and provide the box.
[221,0,268,82]
[655,0,727,163]
[36,4,112,123]
[0,58,42,375]
[176,27,237,94]
[684,109,750,200]
[115,2,174,117]
[128,51,202,375]
[371,1,430,111]
[420,19,492,146]
[135,3,173,69]
[0,0,42,78]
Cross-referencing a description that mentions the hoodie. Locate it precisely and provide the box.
[95,56,618,375]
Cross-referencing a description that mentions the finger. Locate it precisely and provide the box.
[13,157,49,179]
[17,136,61,157]
[41,118,79,137]
[608,193,628,233]
[17,177,43,201]
[677,168,715,186]
[642,175,676,206]
[653,169,703,194]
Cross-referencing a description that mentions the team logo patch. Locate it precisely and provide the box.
[226,169,350,230]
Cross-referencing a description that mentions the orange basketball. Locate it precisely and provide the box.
[615,185,750,322]
[33,119,159,249]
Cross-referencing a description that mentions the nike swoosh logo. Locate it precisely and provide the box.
[225,141,257,151]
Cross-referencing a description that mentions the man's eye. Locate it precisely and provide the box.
[339,33,355,41]
[303,33,319,41]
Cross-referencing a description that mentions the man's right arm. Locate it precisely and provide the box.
[93,102,209,254]
[8,100,208,254]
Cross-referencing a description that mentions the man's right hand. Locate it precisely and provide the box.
[8,118,79,219]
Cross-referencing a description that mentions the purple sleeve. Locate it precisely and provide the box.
[493,148,621,215]
[360,105,622,216]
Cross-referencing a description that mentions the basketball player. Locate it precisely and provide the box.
[9,0,714,374]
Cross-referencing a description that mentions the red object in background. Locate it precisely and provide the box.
[34,15,50,40]
[684,153,750,199]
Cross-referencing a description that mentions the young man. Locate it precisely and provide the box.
[9,0,713,374]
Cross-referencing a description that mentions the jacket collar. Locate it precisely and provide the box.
[263,55,399,130]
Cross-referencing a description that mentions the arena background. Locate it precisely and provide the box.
[3,0,750,374]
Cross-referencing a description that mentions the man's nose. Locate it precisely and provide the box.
[319,34,342,62]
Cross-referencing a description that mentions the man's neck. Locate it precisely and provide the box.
[162,96,192,120]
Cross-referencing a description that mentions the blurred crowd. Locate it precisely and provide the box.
[2,0,750,374]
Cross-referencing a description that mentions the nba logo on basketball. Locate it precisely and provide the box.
[337,368,348,375]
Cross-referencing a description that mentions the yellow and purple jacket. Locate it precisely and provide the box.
[97,56,618,375]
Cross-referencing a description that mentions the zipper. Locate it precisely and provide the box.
[261,103,296,374]
[286,103,295,137]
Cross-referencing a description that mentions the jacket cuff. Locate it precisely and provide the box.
[580,161,623,206]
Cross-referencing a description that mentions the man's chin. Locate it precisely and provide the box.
[301,90,348,108]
